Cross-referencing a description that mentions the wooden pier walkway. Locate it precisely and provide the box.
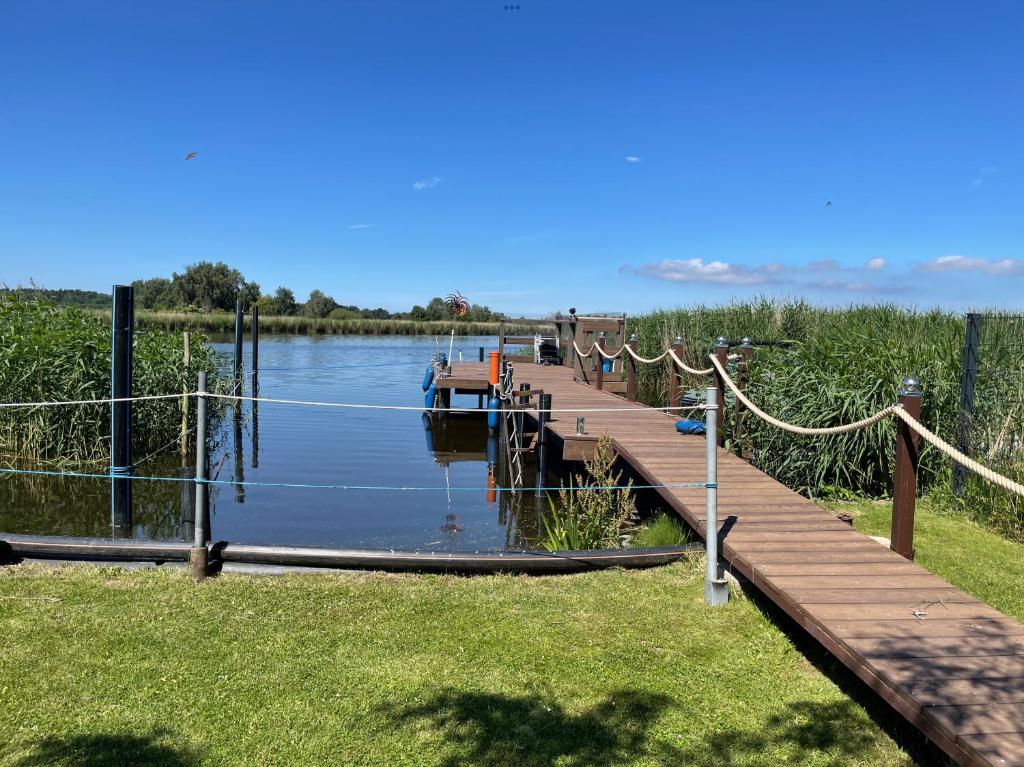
[441,361,1024,767]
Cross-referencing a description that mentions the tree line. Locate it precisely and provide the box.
[8,261,503,322]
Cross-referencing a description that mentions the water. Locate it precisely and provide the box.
[0,335,554,550]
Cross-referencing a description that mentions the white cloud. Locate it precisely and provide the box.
[413,176,443,191]
[970,166,997,190]
[807,259,839,272]
[865,257,887,271]
[630,258,783,286]
[625,155,641,163]
[808,278,905,295]
[347,224,375,230]
[921,255,1024,275]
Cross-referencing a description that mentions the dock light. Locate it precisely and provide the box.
[740,336,753,348]
[629,333,637,343]
[715,335,729,348]
[674,335,683,345]
[900,376,922,396]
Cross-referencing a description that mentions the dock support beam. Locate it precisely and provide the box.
[891,376,922,560]
[110,284,134,538]
[536,393,551,496]
[704,386,728,605]
[190,371,209,581]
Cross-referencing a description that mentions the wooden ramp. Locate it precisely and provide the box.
[442,361,1024,767]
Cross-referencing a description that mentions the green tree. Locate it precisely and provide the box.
[302,289,337,318]
[170,261,245,312]
[131,278,176,310]
[272,287,297,316]
[239,281,261,311]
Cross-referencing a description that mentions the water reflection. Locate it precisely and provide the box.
[0,335,564,550]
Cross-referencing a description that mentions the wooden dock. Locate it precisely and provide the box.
[440,360,1024,767]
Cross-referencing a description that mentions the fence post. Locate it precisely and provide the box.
[626,333,638,402]
[704,385,728,606]
[536,393,551,496]
[191,371,208,581]
[595,331,606,390]
[713,337,729,445]
[669,336,684,409]
[734,337,753,460]
[891,376,922,560]
[953,313,981,497]
[110,284,134,538]
[233,299,244,394]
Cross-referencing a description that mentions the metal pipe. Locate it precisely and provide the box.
[110,284,134,538]
[704,386,728,606]
[191,371,208,580]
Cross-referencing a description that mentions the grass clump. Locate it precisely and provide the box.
[631,513,691,548]
[541,435,637,550]
[0,563,916,766]
[0,296,218,465]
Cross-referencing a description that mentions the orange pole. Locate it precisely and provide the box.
[486,472,497,504]
[488,351,500,386]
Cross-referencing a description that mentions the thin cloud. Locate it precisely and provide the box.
[970,166,997,190]
[807,259,839,272]
[347,224,375,230]
[413,176,443,191]
[808,278,906,295]
[629,258,784,286]
[625,155,641,163]
[921,255,1024,276]
[865,257,887,271]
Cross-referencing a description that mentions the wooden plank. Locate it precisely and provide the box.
[905,677,1024,706]
[851,634,1024,659]
[958,731,1024,766]
[925,703,1024,735]
[871,655,1024,683]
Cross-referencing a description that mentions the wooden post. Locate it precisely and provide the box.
[498,319,505,371]
[594,332,606,390]
[569,312,580,379]
[626,333,638,402]
[734,338,753,460]
[669,336,684,409]
[713,337,729,444]
[180,331,191,457]
[891,377,922,560]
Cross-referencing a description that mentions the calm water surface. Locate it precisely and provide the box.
[0,335,554,550]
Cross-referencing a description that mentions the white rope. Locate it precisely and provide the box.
[207,392,705,414]
[891,407,1024,498]
[0,393,190,409]
[709,354,897,436]
[668,349,714,377]
[623,345,669,364]
[572,341,596,359]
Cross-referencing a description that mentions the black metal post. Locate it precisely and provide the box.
[251,303,259,387]
[110,285,134,538]
[536,393,551,496]
[953,313,981,497]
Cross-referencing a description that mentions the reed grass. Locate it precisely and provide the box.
[629,299,1024,540]
[0,296,218,465]
[98,310,547,337]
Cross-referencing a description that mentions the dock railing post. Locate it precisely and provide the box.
[669,336,684,409]
[626,333,638,402]
[233,299,244,394]
[734,337,753,460]
[713,337,729,446]
[536,393,551,496]
[595,331,606,390]
[478,346,485,408]
[191,371,209,581]
[891,376,922,560]
[704,386,728,606]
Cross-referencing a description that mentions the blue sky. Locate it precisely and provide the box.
[1,1,1021,315]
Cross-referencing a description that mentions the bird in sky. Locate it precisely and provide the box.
[185,152,198,160]
[826,200,832,207]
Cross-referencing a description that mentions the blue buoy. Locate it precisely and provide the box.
[425,383,437,409]
[422,365,434,391]
[602,360,612,373]
[486,433,498,465]
[487,396,500,430]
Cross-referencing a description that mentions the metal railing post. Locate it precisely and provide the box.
[704,386,728,605]
[595,331,606,390]
[713,336,729,445]
[191,371,209,581]
[891,376,922,560]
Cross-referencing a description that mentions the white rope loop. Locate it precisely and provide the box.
[668,349,714,377]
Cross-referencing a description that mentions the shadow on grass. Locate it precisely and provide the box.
[11,731,199,767]
[389,689,901,766]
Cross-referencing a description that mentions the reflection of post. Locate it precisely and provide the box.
[110,284,134,539]
[179,453,196,542]
[233,402,245,504]
[251,397,259,469]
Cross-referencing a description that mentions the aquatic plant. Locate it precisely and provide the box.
[541,434,637,550]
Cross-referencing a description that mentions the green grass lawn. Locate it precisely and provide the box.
[0,557,914,767]
[822,495,1024,621]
